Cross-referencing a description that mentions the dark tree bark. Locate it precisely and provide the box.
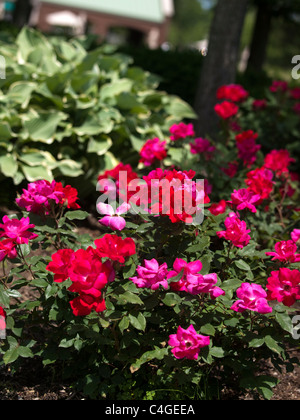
[194,0,249,137]
[247,4,273,72]
[13,0,32,28]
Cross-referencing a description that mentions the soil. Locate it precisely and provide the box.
[0,352,299,400]
[0,219,299,400]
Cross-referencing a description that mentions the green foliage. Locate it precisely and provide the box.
[118,45,204,107]
[0,30,299,400]
[0,27,196,196]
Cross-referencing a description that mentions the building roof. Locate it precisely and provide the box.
[39,0,169,23]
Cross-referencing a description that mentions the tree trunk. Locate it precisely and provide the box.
[247,4,273,73]
[194,0,249,137]
[13,0,32,28]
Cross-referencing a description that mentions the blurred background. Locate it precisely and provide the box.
[0,0,299,106]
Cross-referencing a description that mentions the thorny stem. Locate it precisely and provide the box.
[50,201,63,250]
[111,321,120,352]
[17,245,35,280]
[276,177,289,228]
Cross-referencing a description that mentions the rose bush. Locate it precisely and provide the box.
[0,79,299,401]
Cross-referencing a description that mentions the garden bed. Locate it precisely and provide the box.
[0,223,299,401]
[0,350,299,400]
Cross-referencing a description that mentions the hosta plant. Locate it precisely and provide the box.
[0,27,195,197]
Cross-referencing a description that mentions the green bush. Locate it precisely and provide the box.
[0,28,196,197]
[118,45,204,107]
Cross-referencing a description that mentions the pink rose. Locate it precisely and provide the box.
[217,213,251,249]
[236,130,261,167]
[0,239,17,261]
[139,138,167,166]
[168,259,224,299]
[168,324,210,360]
[228,188,261,213]
[267,268,300,307]
[190,138,216,160]
[266,240,300,263]
[169,123,195,141]
[291,229,300,243]
[231,283,273,314]
[130,259,169,291]
[0,216,38,245]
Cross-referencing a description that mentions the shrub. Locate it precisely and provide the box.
[0,82,299,400]
[0,28,195,198]
[117,45,204,107]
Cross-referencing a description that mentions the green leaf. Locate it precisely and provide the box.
[186,236,211,254]
[117,291,143,306]
[264,335,284,355]
[0,122,15,143]
[129,313,146,331]
[249,338,265,348]
[3,348,19,364]
[275,312,293,335]
[100,79,133,100]
[131,347,168,371]
[162,292,182,307]
[6,82,37,108]
[234,260,251,271]
[21,164,53,182]
[16,27,54,61]
[123,263,137,280]
[0,288,10,307]
[165,97,197,119]
[59,338,75,348]
[199,254,213,275]
[65,210,89,221]
[87,137,112,156]
[73,115,113,136]
[31,278,49,288]
[200,324,216,336]
[45,284,58,300]
[54,159,83,177]
[18,346,34,358]
[0,154,18,177]
[118,316,130,333]
[23,111,66,143]
[210,347,225,358]
[19,150,56,167]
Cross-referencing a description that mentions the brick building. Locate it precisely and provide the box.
[35,0,174,48]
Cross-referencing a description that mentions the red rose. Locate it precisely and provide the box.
[94,234,136,263]
[68,248,114,298]
[54,182,81,210]
[264,150,295,177]
[0,306,6,318]
[245,167,274,201]
[214,101,239,119]
[236,130,261,167]
[217,84,249,102]
[70,293,106,317]
[46,249,75,283]
[209,200,227,216]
